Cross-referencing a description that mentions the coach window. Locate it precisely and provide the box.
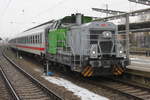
[38,34,40,43]
[31,36,32,44]
[35,35,37,44]
[33,35,35,44]
[32,36,34,44]
[28,37,30,44]
[23,37,25,44]
[25,37,27,44]
[34,35,36,44]
[37,35,38,44]
[40,33,42,43]
[22,37,24,44]
[20,38,22,43]
[38,34,39,43]
[21,38,22,43]
[28,36,30,43]
[28,37,29,43]
[30,36,31,44]
[21,37,24,44]
[30,36,32,44]
[22,38,23,44]
[34,35,35,44]
[26,37,27,44]
[24,37,25,44]
[36,35,38,44]
[20,38,21,43]
[23,37,24,44]
[29,36,31,44]
[25,37,26,44]
[27,37,28,44]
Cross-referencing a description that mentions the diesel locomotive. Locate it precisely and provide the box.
[9,13,130,77]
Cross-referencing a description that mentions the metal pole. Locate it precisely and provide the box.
[16,48,19,59]
[46,60,49,76]
[125,13,130,58]
[106,4,108,17]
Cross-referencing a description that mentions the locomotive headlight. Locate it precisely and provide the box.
[102,31,112,38]
[92,51,96,54]
[90,44,98,58]
[120,50,123,54]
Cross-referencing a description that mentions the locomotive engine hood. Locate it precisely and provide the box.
[68,21,127,60]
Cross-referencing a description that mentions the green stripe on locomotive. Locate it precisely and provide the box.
[48,29,67,54]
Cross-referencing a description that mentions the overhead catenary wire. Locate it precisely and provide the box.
[28,0,69,22]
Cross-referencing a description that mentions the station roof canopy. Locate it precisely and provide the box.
[129,0,150,6]
[94,8,150,21]
[118,21,150,32]
[92,8,126,15]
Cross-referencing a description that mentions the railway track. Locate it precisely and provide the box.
[88,77,150,100]
[0,68,15,100]
[5,47,150,100]
[0,50,63,100]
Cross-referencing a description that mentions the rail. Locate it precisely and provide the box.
[88,77,150,100]
[0,67,21,100]
[2,51,63,100]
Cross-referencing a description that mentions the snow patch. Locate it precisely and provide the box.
[43,76,109,100]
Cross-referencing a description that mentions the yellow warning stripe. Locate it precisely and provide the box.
[117,69,122,75]
[82,66,93,77]
[112,65,125,75]
[81,66,90,75]
[87,71,93,77]
[84,67,92,77]
[118,67,124,73]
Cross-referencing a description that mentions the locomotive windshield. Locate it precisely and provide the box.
[89,30,115,44]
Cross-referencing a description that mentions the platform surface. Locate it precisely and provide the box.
[127,55,150,72]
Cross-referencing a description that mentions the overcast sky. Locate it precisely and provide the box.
[0,0,149,39]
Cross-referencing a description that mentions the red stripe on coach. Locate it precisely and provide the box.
[16,45,45,51]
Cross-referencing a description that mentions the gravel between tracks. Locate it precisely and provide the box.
[5,48,132,100]
[5,48,80,100]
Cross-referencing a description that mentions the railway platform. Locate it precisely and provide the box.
[128,55,150,73]
[123,55,150,87]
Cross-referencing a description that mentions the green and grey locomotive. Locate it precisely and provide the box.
[9,13,130,77]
